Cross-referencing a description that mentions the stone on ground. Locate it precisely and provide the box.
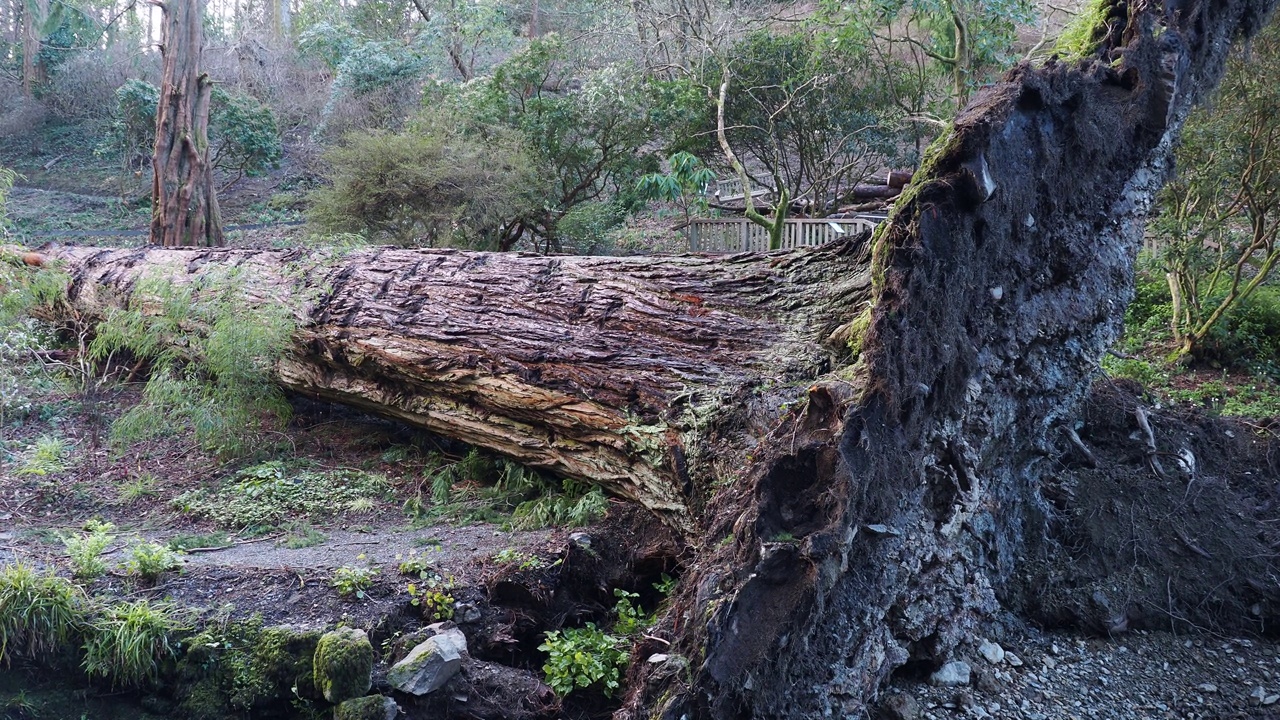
[929,661,971,687]
[978,640,1005,665]
[333,694,400,720]
[387,627,468,696]
[313,627,375,703]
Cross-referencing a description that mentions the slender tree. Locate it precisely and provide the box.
[21,0,48,97]
[150,0,224,247]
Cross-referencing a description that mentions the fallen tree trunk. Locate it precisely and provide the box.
[49,241,872,529]
[28,0,1280,715]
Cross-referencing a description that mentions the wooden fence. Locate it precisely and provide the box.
[687,217,880,253]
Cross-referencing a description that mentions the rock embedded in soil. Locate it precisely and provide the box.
[313,627,375,703]
[978,640,1005,665]
[928,661,971,687]
[334,694,400,720]
[879,692,920,720]
[387,628,467,696]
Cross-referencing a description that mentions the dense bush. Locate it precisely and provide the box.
[210,88,284,183]
[307,124,543,247]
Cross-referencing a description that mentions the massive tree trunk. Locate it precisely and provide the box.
[50,241,871,529]
[25,0,1280,716]
[150,0,224,248]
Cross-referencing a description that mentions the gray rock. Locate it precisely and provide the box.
[1266,694,1280,706]
[928,661,971,687]
[978,640,1005,665]
[878,693,919,720]
[388,628,467,696]
[1005,651,1023,667]
[1251,686,1268,705]
[1197,683,1218,694]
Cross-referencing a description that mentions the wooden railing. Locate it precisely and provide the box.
[711,177,772,203]
[687,217,880,253]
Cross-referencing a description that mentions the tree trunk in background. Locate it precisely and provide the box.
[20,0,46,97]
[27,0,1280,715]
[277,0,290,37]
[150,0,223,248]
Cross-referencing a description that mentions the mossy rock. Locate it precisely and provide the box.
[313,627,374,703]
[333,694,400,720]
[174,618,321,718]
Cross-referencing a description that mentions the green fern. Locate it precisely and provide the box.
[89,271,296,457]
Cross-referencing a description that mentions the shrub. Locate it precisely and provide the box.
[98,81,282,180]
[209,88,283,184]
[62,520,116,580]
[82,600,181,688]
[330,562,378,600]
[97,79,160,173]
[0,563,85,664]
[557,201,626,254]
[45,46,145,120]
[539,623,627,697]
[308,124,542,247]
[125,543,182,582]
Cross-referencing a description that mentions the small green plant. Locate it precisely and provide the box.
[611,589,653,636]
[406,583,456,622]
[280,523,327,549]
[62,520,117,580]
[124,543,181,582]
[89,271,296,458]
[491,548,545,571]
[511,480,608,530]
[539,623,627,697]
[330,559,378,600]
[17,435,69,476]
[82,600,181,688]
[652,573,677,597]
[538,588,652,698]
[395,551,433,578]
[0,563,86,664]
[118,472,159,502]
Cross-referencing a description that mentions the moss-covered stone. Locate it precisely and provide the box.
[333,694,400,720]
[174,617,321,718]
[313,627,374,703]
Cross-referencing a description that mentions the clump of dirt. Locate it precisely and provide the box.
[1016,379,1280,636]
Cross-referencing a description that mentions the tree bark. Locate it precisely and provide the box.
[48,241,873,529]
[21,0,47,97]
[28,0,1280,715]
[150,0,224,248]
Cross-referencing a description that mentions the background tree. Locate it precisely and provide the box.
[708,31,908,216]
[1152,21,1280,359]
[307,122,543,247]
[441,35,659,251]
[150,0,223,247]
